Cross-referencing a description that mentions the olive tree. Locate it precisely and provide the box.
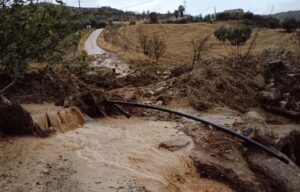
[0,0,68,94]
[214,25,252,46]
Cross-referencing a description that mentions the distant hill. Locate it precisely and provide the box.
[69,6,144,22]
[270,10,300,21]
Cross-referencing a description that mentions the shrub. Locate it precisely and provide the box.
[68,51,89,74]
[149,12,159,24]
[281,18,297,32]
[129,21,136,25]
[226,25,252,46]
[214,25,252,46]
[214,26,227,42]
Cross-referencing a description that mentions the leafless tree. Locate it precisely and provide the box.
[148,35,167,64]
[295,31,300,49]
[191,35,210,69]
[138,28,150,55]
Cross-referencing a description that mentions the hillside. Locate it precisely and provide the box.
[99,23,296,66]
[271,10,300,21]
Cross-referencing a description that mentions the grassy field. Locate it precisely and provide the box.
[99,22,296,67]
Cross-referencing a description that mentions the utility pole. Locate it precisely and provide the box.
[78,0,81,9]
[271,5,274,14]
[214,6,217,20]
[183,0,186,13]
[78,0,83,29]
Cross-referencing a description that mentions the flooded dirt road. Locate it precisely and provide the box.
[0,117,232,192]
[84,29,130,77]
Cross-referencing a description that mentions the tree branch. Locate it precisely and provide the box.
[0,61,19,95]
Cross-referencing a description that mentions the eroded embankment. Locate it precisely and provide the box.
[0,117,233,192]
[22,104,86,136]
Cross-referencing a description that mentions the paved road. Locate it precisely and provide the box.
[84,29,105,55]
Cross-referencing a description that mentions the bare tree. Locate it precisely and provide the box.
[148,35,167,64]
[191,35,210,68]
[295,31,300,49]
[137,27,150,55]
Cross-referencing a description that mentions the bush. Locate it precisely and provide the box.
[214,25,252,46]
[227,25,252,46]
[149,12,159,24]
[68,51,89,74]
[214,26,227,42]
[129,21,136,25]
[281,18,297,32]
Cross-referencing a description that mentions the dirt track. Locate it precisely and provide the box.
[0,117,232,192]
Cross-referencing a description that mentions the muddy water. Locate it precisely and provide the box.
[84,29,130,77]
[0,117,232,192]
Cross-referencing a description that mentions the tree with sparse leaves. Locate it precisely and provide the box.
[191,35,210,68]
[149,12,159,23]
[148,35,167,64]
[281,17,297,33]
[0,0,68,94]
[178,5,185,18]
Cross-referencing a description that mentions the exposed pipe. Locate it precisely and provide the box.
[107,100,289,164]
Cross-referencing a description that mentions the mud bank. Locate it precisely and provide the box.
[23,104,86,136]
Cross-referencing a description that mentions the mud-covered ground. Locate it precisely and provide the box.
[1,30,300,192]
[0,117,233,192]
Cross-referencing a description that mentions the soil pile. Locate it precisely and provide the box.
[186,58,261,112]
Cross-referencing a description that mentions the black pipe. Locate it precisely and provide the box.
[112,103,132,119]
[107,100,289,164]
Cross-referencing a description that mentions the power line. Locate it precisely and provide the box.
[119,0,154,10]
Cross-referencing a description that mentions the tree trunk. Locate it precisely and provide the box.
[0,61,19,95]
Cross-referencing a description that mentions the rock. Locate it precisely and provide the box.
[148,90,155,96]
[247,149,300,192]
[155,87,165,93]
[280,100,288,109]
[156,95,173,105]
[0,97,36,136]
[142,100,152,105]
[162,71,171,75]
[85,71,98,76]
[254,74,265,88]
[158,136,191,151]
[245,111,265,123]
[155,100,163,105]
[186,124,263,192]
[257,90,280,102]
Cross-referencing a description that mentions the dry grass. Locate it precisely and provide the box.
[99,22,296,67]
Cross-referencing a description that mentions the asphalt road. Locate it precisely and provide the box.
[84,29,105,55]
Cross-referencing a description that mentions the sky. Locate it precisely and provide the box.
[63,0,300,15]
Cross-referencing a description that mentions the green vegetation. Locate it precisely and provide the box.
[281,17,298,32]
[149,12,159,24]
[214,25,252,46]
[0,0,70,94]
[214,26,228,43]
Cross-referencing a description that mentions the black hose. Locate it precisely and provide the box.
[107,100,289,164]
